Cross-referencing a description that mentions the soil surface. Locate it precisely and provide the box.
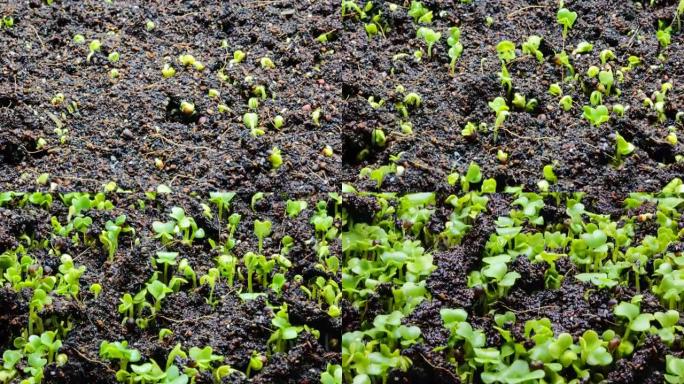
[341,0,684,194]
[0,0,341,192]
[0,193,340,383]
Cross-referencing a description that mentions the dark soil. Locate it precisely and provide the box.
[341,0,684,194]
[0,1,341,192]
[0,193,340,383]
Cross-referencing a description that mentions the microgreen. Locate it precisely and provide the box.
[557,8,578,40]
[582,105,609,127]
[496,40,516,63]
[87,39,101,62]
[522,35,543,62]
[614,132,635,164]
[416,27,441,58]
[447,27,464,74]
[269,147,283,169]
[254,219,272,254]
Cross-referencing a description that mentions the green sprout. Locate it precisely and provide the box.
[447,27,463,74]
[582,105,609,127]
[145,20,155,31]
[89,283,102,299]
[522,35,543,62]
[87,39,101,62]
[557,8,578,39]
[559,95,573,111]
[73,34,85,44]
[286,200,308,218]
[254,219,272,254]
[180,101,195,116]
[230,50,246,64]
[260,57,275,69]
[243,112,263,137]
[615,132,635,163]
[273,115,285,129]
[496,40,516,63]
[108,51,120,63]
[416,27,441,58]
[268,147,283,170]
[666,355,684,383]
[161,64,176,78]
[572,41,593,55]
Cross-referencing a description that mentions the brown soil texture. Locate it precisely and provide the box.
[0,193,340,383]
[340,0,684,194]
[0,1,341,192]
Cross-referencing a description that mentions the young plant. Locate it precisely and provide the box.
[99,215,133,262]
[614,132,635,164]
[522,35,543,62]
[447,27,463,74]
[557,8,578,40]
[496,40,516,63]
[416,27,441,58]
[582,105,609,127]
[254,219,272,254]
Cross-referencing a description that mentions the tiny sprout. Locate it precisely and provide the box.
[549,83,562,96]
[36,173,49,185]
[521,35,543,62]
[51,93,65,106]
[231,50,246,64]
[559,95,573,111]
[180,101,195,115]
[193,61,205,71]
[586,66,600,78]
[87,39,101,62]
[372,129,386,147]
[400,121,413,134]
[612,104,626,117]
[590,91,603,106]
[273,115,285,129]
[543,164,557,183]
[218,104,231,114]
[599,70,614,95]
[145,20,155,31]
[155,158,164,169]
[600,49,616,64]
[582,105,609,127]
[497,149,508,163]
[178,54,196,67]
[90,283,102,299]
[556,8,578,39]
[108,51,120,63]
[416,27,441,57]
[312,108,322,126]
[615,132,635,160]
[158,328,173,342]
[496,40,516,63]
[162,64,176,78]
[322,145,333,157]
[208,89,220,99]
[485,16,494,27]
[260,57,275,69]
[666,132,678,146]
[36,137,47,150]
[461,121,477,138]
[512,93,526,109]
[248,97,259,110]
[109,69,119,79]
[404,92,422,108]
[572,41,593,55]
[244,112,259,129]
[73,34,85,44]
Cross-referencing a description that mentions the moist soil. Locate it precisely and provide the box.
[341,0,684,194]
[0,193,341,383]
[0,1,341,192]
[343,192,684,383]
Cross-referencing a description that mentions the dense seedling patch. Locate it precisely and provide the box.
[0,192,342,383]
[343,177,684,383]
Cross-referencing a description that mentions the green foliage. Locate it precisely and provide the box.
[557,8,578,38]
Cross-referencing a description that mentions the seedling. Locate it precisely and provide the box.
[155,251,178,283]
[286,200,308,218]
[522,35,543,62]
[559,95,573,111]
[178,101,195,116]
[273,115,284,129]
[243,112,263,137]
[488,97,510,135]
[260,57,275,69]
[614,132,635,164]
[87,39,101,62]
[549,83,562,97]
[447,27,463,74]
[416,27,441,58]
[408,1,432,23]
[145,20,155,31]
[312,108,322,126]
[254,219,272,254]
[268,147,283,169]
[230,50,246,64]
[99,341,141,371]
[557,8,578,40]
[372,128,386,147]
[108,51,120,63]
[666,355,684,383]
[582,105,609,127]
[496,40,516,63]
